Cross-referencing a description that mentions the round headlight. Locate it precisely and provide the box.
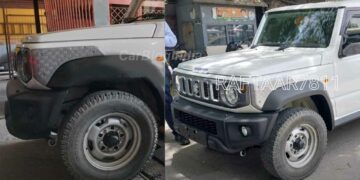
[224,87,239,105]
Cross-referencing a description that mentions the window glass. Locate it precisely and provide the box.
[257,8,337,48]
[343,15,360,56]
[207,25,227,46]
[227,24,254,43]
[346,15,360,35]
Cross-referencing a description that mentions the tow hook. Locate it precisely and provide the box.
[239,149,247,157]
[48,131,58,147]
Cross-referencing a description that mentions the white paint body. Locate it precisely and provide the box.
[20,20,165,90]
[175,1,360,123]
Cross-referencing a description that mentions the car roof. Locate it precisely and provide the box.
[268,1,360,13]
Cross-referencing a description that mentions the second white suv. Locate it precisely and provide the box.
[172,1,360,179]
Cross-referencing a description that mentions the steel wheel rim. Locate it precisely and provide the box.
[285,124,318,168]
[83,112,141,171]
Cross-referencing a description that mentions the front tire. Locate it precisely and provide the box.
[60,91,157,180]
[261,108,327,180]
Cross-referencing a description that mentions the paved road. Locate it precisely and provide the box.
[0,76,73,180]
[0,120,162,180]
[0,120,74,180]
[165,119,360,180]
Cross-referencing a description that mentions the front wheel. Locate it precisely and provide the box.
[60,91,157,180]
[261,108,327,180]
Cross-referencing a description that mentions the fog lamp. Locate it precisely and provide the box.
[241,126,251,137]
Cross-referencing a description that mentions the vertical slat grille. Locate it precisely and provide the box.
[193,80,200,97]
[179,77,186,93]
[202,81,209,99]
[179,76,219,103]
[211,83,219,101]
[186,79,193,95]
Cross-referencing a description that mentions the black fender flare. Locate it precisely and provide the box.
[261,80,334,130]
[47,55,164,101]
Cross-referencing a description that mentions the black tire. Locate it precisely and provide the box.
[60,91,157,180]
[261,108,327,180]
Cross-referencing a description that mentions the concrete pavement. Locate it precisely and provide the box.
[165,120,360,180]
[0,120,74,180]
[0,117,159,180]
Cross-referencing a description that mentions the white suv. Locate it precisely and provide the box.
[6,18,164,180]
[172,1,360,179]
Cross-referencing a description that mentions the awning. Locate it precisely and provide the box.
[193,0,268,7]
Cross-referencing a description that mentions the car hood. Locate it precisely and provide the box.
[23,20,161,43]
[177,47,323,76]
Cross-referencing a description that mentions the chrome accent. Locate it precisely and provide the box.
[178,76,220,103]
[185,78,193,96]
[178,76,186,93]
[210,83,220,102]
[202,81,210,100]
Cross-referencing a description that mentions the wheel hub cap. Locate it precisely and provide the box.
[285,124,318,168]
[293,138,305,151]
[103,132,120,148]
[83,113,142,171]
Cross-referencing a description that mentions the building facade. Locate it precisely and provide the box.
[167,0,267,55]
[44,0,164,32]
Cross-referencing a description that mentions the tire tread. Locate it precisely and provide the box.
[60,90,158,180]
[261,108,327,180]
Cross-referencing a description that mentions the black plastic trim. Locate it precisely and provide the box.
[5,79,67,139]
[172,97,278,153]
[47,55,164,100]
[262,80,335,129]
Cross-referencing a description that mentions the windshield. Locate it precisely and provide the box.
[256,8,337,48]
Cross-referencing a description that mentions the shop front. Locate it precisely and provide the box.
[173,0,267,55]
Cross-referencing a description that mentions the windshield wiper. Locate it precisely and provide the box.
[123,13,164,23]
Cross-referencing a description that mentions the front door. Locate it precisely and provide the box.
[335,10,360,118]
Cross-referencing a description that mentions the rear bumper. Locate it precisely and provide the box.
[172,97,278,153]
[5,79,67,139]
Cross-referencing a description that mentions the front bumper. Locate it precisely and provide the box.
[5,79,67,139]
[172,97,278,153]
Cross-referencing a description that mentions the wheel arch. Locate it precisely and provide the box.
[47,55,164,127]
[262,80,334,130]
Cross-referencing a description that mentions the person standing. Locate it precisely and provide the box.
[165,22,190,145]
